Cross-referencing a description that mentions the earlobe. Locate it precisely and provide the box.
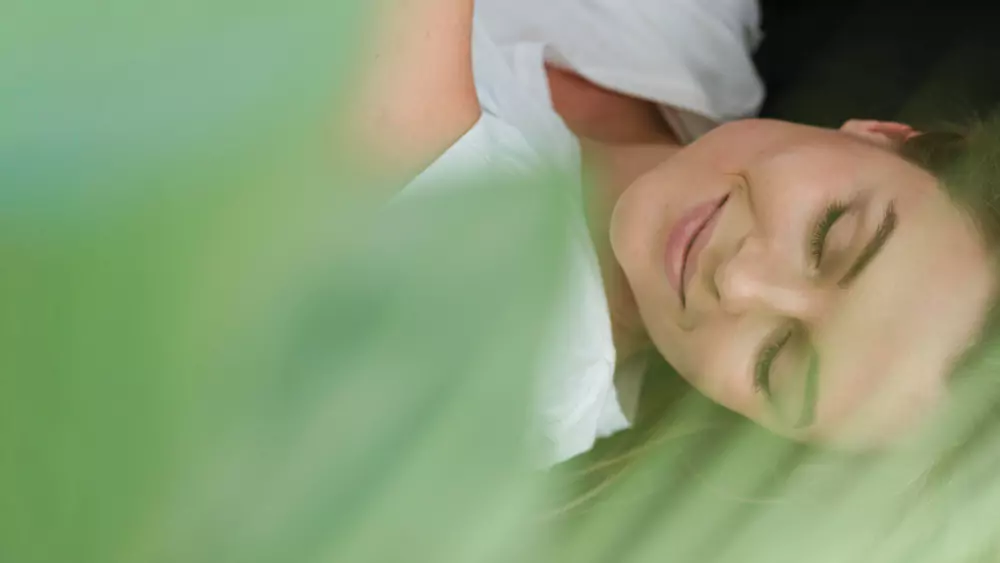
[840,119,921,149]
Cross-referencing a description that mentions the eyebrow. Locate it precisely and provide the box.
[764,340,820,428]
[837,202,898,288]
[760,336,821,428]
[794,347,820,429]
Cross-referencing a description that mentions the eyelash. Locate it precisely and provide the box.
[754,329,793,396]
[809,201,850,266]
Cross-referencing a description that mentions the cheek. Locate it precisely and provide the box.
[611,158,743,308]
[688,338,797,437]
[660,322,759,416]
[811,347,946,447]
[611,150,732,272]
[752,168,851,233]
[609,185,658,280]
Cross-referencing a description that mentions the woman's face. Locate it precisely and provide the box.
[611,119,996,447]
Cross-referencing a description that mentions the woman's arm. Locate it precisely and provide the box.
[545,65,678,145]
[345,0,480,185]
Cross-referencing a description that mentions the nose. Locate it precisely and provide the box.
[713,234,828,321]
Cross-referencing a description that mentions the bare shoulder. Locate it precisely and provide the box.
[345,0,481,184]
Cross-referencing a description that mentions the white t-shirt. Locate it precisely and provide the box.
[476,0,764,142]
[399,2,763,466]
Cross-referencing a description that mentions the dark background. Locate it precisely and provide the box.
[754,0,1000,128]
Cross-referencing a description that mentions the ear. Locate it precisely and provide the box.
[840,119,921,149]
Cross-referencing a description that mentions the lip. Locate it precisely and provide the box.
[664,194,729,306]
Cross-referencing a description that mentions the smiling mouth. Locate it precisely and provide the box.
[665,194,729,307]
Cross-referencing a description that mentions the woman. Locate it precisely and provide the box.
[351,0,1000,465]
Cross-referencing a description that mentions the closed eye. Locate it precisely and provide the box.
[754,327,821,429]
[810,201,850,266]
[753,328,793,398]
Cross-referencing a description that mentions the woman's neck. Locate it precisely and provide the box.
[580,139,680,361]
[545,63,684,360]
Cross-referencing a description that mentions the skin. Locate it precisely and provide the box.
[346,0,479,191]
[351,1,997,448]
[609,118,997,447]
[533,66,998,449]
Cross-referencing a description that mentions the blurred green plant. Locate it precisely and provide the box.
[3,1,567,560]
[5,2,1000,563]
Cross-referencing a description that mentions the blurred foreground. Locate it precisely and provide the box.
[3,2,1000,562]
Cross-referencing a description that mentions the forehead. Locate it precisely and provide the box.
[810,179,995,441]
